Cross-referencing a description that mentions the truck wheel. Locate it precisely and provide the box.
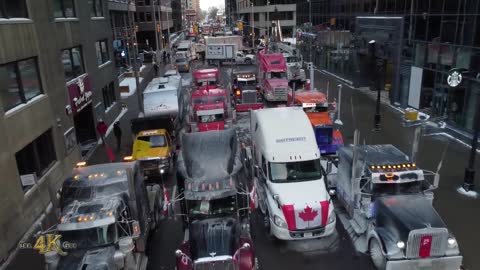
[369,239,387,270]
[245,58,252,65]
[263,210,274,239]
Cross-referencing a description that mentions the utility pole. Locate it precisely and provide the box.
[128,0,142,112]
[308,0,314,91]
[251,3,254,48]
[266,0,270,39]
[369,40,381,131]
[461,89,480,195]
[152,0,160,52]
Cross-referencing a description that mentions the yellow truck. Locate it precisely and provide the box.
[125,116,176,180]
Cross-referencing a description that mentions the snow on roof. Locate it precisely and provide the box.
[253,107,319,162]
[120,77,145,98]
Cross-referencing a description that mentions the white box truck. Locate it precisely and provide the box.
[249,107,336,240]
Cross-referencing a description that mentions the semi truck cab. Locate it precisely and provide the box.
[250,107,336,240]
[336,144,462,270]
[257,50,289,102]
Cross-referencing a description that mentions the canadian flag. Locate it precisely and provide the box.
[282,201,329,231]
[163,185,170,216]
[249,185,256,209]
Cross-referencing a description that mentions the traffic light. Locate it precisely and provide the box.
[135,24,139,32]
[156,23,161,33]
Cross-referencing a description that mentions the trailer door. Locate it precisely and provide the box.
[226,45,234,59]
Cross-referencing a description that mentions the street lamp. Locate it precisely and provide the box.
[266,0,270,38]
[307,0,314,91]
[369,40,382,131]
[251,3,254,48]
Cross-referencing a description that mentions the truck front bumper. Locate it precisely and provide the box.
[386,256,462,270]
[271,219,336,240]
[140,159,170,176]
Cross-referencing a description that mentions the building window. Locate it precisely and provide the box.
[0,58,43,111]
[53,0,76,18]
[145,11,152,22]
[61,47,85,81]
[89,0,103,17]
[0,0,28,18]
[138,12,145,22]
[137,0,144,6]
[102,81,116,110]
[15,129,56,192]
[95,40,109,66]
[145,0,150,5]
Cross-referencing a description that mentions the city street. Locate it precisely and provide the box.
[3,1,480,270]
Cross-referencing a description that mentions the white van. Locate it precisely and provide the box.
[250,107,336,240]
[143,80,179,118]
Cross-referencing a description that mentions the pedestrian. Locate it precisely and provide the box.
[96,119,108,145]
[113,121,122,151]
[167,52,171,64]
[162,50,167,64]
[153,61,159,76]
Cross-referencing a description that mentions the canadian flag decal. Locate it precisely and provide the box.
[298,206,318,222]
[419,235,432,258]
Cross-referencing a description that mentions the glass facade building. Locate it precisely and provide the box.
[296,0,480,132]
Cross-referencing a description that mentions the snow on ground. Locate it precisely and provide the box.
[120,77,144,98]
[235,112,252,146]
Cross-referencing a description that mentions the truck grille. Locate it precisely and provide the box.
[274,88,287,98]
[194,260,234,270]
[406,228,448,258]
[242,90,257,104]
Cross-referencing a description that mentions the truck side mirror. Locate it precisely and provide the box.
[131,221,141,239]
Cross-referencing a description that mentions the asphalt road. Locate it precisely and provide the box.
[145,61,376,270]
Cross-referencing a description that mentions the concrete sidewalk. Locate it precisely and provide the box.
[314,70,480,269]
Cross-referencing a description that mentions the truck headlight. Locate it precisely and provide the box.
[273,215,287,228]
[396,241,405,249]
[447,237,457,248]
[328,213,336,224]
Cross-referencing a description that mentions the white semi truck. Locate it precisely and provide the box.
[249,107,336,240]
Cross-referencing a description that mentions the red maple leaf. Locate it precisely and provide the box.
[298,206,318,222]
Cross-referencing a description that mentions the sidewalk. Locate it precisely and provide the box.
[314,70,480,269]
[87,63,172,165]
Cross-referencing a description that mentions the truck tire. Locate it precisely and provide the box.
[369,239,387,270]
[263,210,274,240]
[245,58,252,65]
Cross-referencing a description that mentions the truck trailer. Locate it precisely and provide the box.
[174,129,257,270]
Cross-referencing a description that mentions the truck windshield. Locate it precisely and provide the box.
[372,181,429,196]
[286,57,299,63]
[196,79,216,87]
[60,224,116,249]
[193,97,209,104]
[137,135,167,147]
[268,72,287,79]
[199,113,224,123]
[304,105,328,112]
[314,127,333,146]
[269,159,322,182]
[237,79,256,87]
[187,196,236,217]
[210,96,226,103]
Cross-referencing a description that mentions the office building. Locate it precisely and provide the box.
[296,0,480,132]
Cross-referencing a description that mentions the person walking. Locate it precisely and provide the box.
[113,122,122,151]
[96,119,108,145]
[153,61,159,76]
[162,50,167,64]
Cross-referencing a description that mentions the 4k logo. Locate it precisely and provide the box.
[34,234,67,256]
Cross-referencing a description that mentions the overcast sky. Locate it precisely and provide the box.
[200,0,224,11]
